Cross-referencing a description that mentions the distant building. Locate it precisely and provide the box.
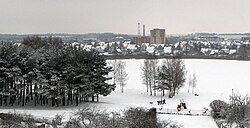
[131,36,150,44]
[150,28,166,45]
[198,36,224,42]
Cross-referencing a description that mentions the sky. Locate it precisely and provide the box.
[0,0,250,35]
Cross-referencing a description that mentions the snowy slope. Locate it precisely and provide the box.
[1,59,250,127]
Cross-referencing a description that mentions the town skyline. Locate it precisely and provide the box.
[0,0,250,35]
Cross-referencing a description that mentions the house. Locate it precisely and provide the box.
[164,46,172,54]
[146,46,155,54]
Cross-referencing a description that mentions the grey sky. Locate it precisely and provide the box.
[0,0,250,35]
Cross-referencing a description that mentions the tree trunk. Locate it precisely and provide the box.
[62,96,65,106]
[70,91,73,105]
[76,89,79,106]
[97,94,99,102]
[0,95,2,106]
[149,81,152,96]
[121,84,124,93]
[22,80,25,106]
[30,83,33,100]
[92,95,95,102]
[153,79,156,96]
[0,81,3,106]
[188,85,190,93]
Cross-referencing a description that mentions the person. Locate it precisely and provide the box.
[163,99,166,104]
[177,105,181,111]
[159,105,163,110]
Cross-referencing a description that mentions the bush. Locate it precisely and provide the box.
[65,107,182,128]
[209,100,229,119]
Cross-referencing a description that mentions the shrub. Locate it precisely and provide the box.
[209,100,229,119]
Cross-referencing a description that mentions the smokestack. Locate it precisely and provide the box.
[138,23,141,36]
[143,24,145,37]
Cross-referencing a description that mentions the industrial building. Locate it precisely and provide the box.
[131,23,150,44]
[150,28,166,45]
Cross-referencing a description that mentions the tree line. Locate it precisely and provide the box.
[0,36,115,107]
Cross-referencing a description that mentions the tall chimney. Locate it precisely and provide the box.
[143,24,145,37]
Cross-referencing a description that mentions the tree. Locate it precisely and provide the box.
[188,75,192,93]
[141,59,158,96]
[157,58,186,98]
[239,44,249,58]
[69,106,182,128]
[157,65,173,98]
[141,59,150,93]
[123,107,157,128]
[110,59,118,84]
[0,37,115,107]
[225,94,250,128]
[210,100,229,119]
[150,59,159,96]
[191,73,197,94]
[115,61,128,93]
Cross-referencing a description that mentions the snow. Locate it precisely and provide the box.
[127,44,136,50]
[146,46,154,53]
[158,114,217,128]
[164,46,172,53]
[1,59,250,127]
[229,49,237,55]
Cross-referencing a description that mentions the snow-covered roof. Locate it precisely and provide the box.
[243,42,250,45]
[210,49,218,55]
[142,43,149,47]
[115,36,124,39]
[146,46,154,53]
[83,45,92,50]
[71,42,80,46]
[101,52,112,56]
[221,49,230,53]
[123,41,130,46]
[127,44,136,50]
[201,48,209,53]
[153,44,165,47]
[229,49,237,55]
[14,43,21,46]
[99,42,106,46]
[164,47,172,53]
[117,48,122,53]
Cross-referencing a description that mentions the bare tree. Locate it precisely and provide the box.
[69,106,182,128]
[151,59,159,96]
[188,75,192,93]
[141,59,150,93]
[225,94,250,128]
[192,73,197,94]
[108,59,118,84]
[141,59,158,96]
[116,61,128,93]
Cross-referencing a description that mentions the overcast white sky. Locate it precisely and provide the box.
[0,0,250,35]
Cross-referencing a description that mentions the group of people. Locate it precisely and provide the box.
[157,99,166,105]
[177,102,187,111]
[177,99,187,111]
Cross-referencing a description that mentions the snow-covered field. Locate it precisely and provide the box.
[1,59,250,128]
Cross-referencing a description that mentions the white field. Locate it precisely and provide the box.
[1,59,250,128]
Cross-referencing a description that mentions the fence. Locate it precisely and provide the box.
[156,107,210,116]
